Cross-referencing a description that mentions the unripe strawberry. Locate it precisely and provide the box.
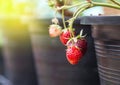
[49,24,62,37]
[66,45,83,65]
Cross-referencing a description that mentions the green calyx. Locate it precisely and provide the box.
[76,29,87,39]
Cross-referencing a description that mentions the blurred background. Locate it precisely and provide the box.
[0,0,119,85]
[0,0,102,85]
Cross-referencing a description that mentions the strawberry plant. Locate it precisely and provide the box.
[47,0,120,65]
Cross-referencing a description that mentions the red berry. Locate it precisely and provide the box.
[60,29,74,45]
[75,38,87,55]
[49,24,62,37]
[67,37,87,56]
[66,46,83,65]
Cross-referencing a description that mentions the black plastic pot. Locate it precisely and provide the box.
[81,16,120,85]
[0,47,4,74]
[0,28,4,75]
[29,18,100,85]
[1,18,38,85]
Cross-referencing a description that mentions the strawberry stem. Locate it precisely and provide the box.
[58,0,120,10]
[73,3,89,17]
[76,35,80,39]
[67,3,90,39]
[62,9,67,29]
[57,1,88,10]
[68,18,75,38]
[110,0,120,6]
[73,3,90,19]
[91,1,120,9]
[61,0,67,29]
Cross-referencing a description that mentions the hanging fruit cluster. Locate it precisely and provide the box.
[48,0,88,65]
[49,17,87,65]
[47,0,120,65]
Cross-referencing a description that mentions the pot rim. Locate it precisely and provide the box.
[80,16,120,25]
[32,17,82,25]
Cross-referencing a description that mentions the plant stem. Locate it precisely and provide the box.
[92,1,120,10]
[68,4,90,38]
[74,5,90,19]
[62,9,67,29]
[70,4,90,26]
[58,0,120,39]
[57,1,120,12]
[76,35,80,39]
[73,3,90,17]
[60,0,67,29]
[110,0,120,6]
[57,1,88,10]
[68,18,75,38]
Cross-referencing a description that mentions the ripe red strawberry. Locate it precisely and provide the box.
[66,45,83,65]
[49,24,62,37]
[60,29,75,45]
[66,37,87,65]
[67,38,87,55]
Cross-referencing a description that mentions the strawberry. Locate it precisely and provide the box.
[59,29,75,45]
[66,45,83,65]
[75,29,87,55]
[66,30,87,65]
[67,38,87,55]
[75,38,87,55]
[49,24,62,37]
